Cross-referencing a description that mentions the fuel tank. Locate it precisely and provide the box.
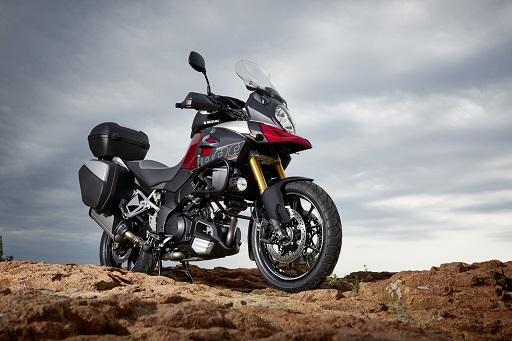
[182,122,251,170]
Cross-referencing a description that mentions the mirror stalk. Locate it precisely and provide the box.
[203,72,212,95]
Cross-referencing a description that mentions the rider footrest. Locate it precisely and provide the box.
[157,259,194,284]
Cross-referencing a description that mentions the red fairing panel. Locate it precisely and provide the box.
[182,133,202,170]
[260,123,312,150]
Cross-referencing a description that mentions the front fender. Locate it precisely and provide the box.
[248,176,313,261]
[261,176,313,224]
[267,176,313,191]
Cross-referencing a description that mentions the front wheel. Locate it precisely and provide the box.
[251,181,342,292]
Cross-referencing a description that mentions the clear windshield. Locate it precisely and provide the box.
[235,60,281,98]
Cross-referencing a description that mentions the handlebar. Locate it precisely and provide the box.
[175,93,247,121]
[175,92,217,111]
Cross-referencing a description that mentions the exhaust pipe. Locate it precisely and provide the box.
[114,220,144,247]
[226,216,238,248]
[89,209,144,247]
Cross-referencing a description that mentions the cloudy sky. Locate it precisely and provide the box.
[1,0,511,276]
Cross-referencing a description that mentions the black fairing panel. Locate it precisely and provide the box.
[191,111,233,138]
[163,168,194,192]
[156,169,194,233]
[245,92,281,126]
[196,126,250,168]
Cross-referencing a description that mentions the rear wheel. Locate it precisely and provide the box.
[251,181,342,292]
[99,221,155,274]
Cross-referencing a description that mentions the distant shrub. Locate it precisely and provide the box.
[0,235,13,261]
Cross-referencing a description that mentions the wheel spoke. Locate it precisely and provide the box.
[302,255,311,269]
[305,205,314,221]
[308,245,320,253]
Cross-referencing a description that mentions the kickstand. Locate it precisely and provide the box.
[178,260,194,284]
[157,257,194,284]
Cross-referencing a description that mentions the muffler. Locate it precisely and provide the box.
[113,220,144,247]
[90,209,115,239]
[89,209,144,247]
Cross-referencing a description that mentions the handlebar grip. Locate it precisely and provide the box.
[175,102,182,109]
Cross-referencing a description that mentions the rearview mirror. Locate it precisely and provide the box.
[189,51,206,74]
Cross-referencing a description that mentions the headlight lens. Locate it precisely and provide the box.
[274,105,296,134]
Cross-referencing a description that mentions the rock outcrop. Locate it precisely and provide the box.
[0,260,510,340]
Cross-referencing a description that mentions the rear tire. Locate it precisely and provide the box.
[251,181,342,292]
[99,230,155,274]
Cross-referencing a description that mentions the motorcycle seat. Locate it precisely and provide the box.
[126,160,181,187]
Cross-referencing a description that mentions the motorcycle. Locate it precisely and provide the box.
[78,51,342,292]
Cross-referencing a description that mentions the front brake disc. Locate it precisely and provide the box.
[266,208,307,263]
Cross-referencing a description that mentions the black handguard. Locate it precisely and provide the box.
[178,92,217,111]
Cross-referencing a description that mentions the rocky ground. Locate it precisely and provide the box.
[0,260,510,340]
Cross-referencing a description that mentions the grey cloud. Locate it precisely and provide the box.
[280,1,512,101]
[488,231,512,243]
[1,0,510,273]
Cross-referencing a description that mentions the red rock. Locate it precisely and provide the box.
[290,288,344,302]
[0,260,510,340]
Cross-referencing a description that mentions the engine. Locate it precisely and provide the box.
[161,199,244,261]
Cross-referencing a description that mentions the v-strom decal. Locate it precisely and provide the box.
[197,141,244,167]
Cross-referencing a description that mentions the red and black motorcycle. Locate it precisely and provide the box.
[79,51,342,292]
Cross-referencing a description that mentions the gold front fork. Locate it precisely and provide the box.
[248,155,286,195]
[274,162,286,180]
[249,156,267,195]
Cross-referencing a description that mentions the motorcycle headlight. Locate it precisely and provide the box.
[274,105,296,134]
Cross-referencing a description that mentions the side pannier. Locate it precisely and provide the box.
[78,160,134,214]
[88,122,150,161]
